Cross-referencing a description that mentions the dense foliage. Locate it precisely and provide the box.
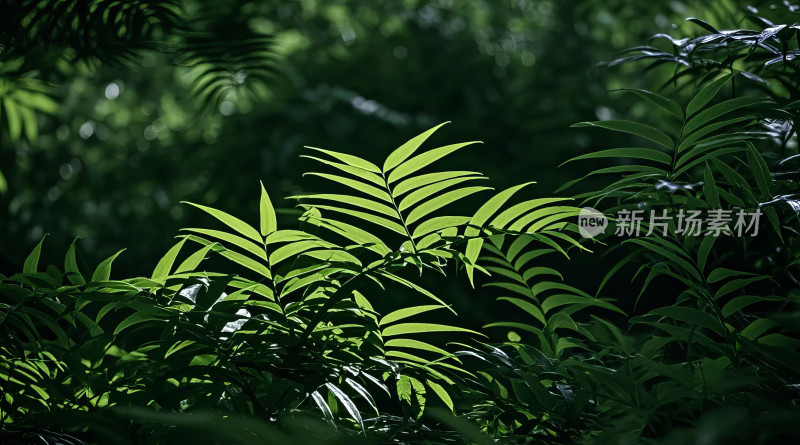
[2,1,800,444]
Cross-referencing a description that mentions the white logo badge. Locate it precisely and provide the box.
[578,207,608,239]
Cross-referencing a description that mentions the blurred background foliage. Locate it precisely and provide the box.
[3,1,800,443]
[0,0,791,324]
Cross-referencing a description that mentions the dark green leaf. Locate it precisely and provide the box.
[23,235,47,274]
[571,121,674,149]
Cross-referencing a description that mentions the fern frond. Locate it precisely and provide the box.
[297,123,490,255]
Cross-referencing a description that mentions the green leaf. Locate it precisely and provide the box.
[390,373,414,404]
[712,158,756,202]
[541,294,626,315]
[181,228,266,260]
[707,268,754,283]
[183,201,262,243]
[741,318,776,340]
[703,163,720,208]
[300,248,360,266]
[483,321,542,335]
[558,165,667,193]
[405,186,492,225]
[297,194,398,218]
[380,305,446,326]
[307,216,391,255]
[23,235,47,274]
[399,176,487,211]
[185,236,272,279]
[91,249,126,282]
[523,266,563,281]
[260,182,278,236]
[305,172,392,203]
[571,121,674,149]
[269,239,334,265]
[411,216,471,239]
[486,281,534,298]
[302,156,385,187]
[385,338,453,358]
[20,106,37,141]
[498,297,546,325]
[396,375,426,411]
[562,147,671,165]
[64,239,85,285]
[383,122,449,172]
[114,311,162,335]
[309,204,407,235]
[175,242,217,273]
[151,238,187,282]
[758,333,800,349]
[714,276,768,300]
[617,89,683,118]
[686,74,731,117]
[485,265,526,285]
[512,206,580,233]
[265,230,319,245]
[311,390,334,422]
[325,383,364,433]
[745,142,772,198]
[387,141,482,184]
[382,323,480,337]
[697,236,716,273]
[515,248,555,271]
[722,295,779,318]
[677,116,752,152]
[426,380,454,411]
[345,378,379,415]
[491,198,572,230]
[4,98,22,140]
[683,97,767,135]
[468,183,535,235]
[305,146,381,173]
[675,145,746,175]
[393,171,483,197]
[464,183,534,284]
[648,306,722,335]
[26,91,57,114]
[627,239,701,281]
[165,340,195,358]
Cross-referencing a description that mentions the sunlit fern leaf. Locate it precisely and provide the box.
[299,212,392,257]
[376,303,470,399]
[90,249,125,282]
[297,124,490,253]
[151,238,187,283]
[181,186,363,312]
[463,183,536,284]
[260,181,278,237]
